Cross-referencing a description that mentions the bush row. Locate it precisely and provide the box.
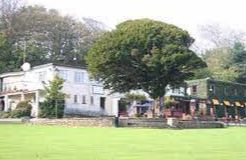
[0,101,32,118]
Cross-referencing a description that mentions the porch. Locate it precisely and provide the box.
[0,90,42,117]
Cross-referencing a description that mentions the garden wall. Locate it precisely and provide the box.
[29,117,115,127]
[176,120,225,128]
[118,118,225,129]
[0,117,225,128]
[119,118,169,128]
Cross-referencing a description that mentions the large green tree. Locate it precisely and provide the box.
[0,2,105,72]
[197,47,239,81]
[0,33,16,73]
[194,23,246,82]
[86,19,206,99]
[232,42,246,83]
[195,42,246,82]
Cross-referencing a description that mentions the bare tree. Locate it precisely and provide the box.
[198,23,246,48]
[0,0,24,35]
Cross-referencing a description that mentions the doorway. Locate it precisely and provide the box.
[0,98,5,111]
[100,97,106,110]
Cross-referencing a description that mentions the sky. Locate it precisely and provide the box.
[26,0,246,50]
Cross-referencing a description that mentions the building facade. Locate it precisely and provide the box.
[186,78,246,118]
[0,63,121,117]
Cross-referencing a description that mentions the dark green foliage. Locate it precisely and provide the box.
[10,101,32,118]
[0,33,14,73]
[39,99,65,118]
[232,42,246,83]
[197,42,246,83]
[192,68,213,80]
[124,93,146,102]
[39,75,66,118]
[201,47,238,82]
[87,19,206,98]
[0,3,105,73]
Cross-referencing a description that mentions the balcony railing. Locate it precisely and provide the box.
[0,81,44,94]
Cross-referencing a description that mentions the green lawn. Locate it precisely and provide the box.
[0,125,245,160]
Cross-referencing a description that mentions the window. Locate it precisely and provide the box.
[234,89,238,96]
[38,71,46,82]
[82,95,86,104]
[192,85,197,93]
[100,97,106,110]
[74,72,85,83]
[74,95,78,103]
[90,96,94,105]
[224,87,228,95]
[58,70,68,81]
[92,85,104,94]
[171,88,175,93]
[209,84,215,94]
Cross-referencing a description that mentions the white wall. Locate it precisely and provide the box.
[2,75,23,92]
[56,66,116,116]
[1,64,120,116]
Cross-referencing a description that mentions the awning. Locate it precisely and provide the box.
[212,99,220,105]
[223,101,230,106]
[235,101,241,107]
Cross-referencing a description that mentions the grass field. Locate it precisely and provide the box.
[0,125,245,160]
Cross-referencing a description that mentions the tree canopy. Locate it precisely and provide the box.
[86,19,206,98]
[232,42,246,83]
[197,47,239,81]
[193,24,246,82]
[193,41,246,83]
[0,1,105,73]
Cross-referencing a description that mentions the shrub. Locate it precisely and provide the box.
[39,99,65,118]
[10,101,32,118]
[39,75,66,118]
[0,111,10,118]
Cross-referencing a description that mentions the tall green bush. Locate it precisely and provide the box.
[39,99,65,118]
[39,75,66,118]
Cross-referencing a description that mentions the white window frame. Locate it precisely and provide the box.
[58,70,69,81]
[234,88,238,96]
[74,72,85,83]
[38,71,46,82]
[224,87,228,95]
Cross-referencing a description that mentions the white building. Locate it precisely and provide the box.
[0,63,121,117]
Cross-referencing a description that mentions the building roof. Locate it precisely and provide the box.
[32,63,87,70]
[0,63,87,78]
[0,71,24,78]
